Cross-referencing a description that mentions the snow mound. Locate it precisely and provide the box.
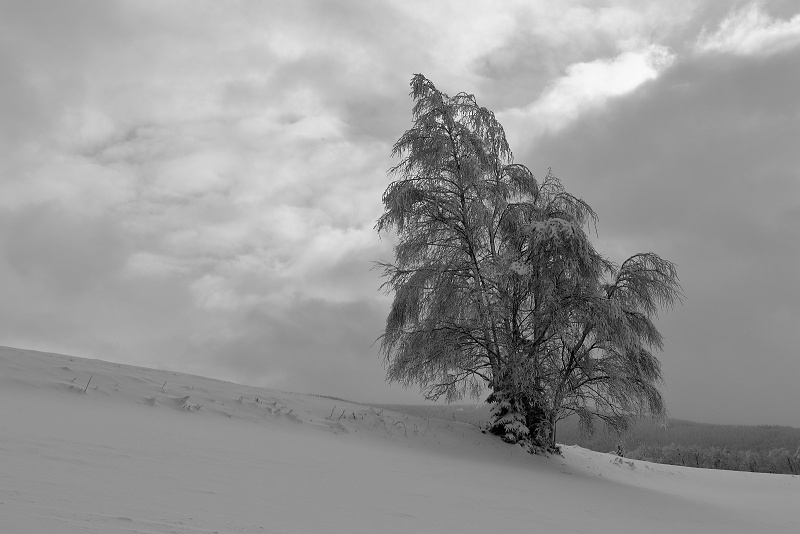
[1,346,798,533]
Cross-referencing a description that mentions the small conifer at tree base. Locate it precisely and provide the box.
[376,74,682,454]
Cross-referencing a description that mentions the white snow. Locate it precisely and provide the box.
[1,345,797,533]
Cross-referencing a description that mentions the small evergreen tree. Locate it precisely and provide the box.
[377,75,681,453]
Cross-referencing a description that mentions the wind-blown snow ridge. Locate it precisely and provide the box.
[1,345,797,533]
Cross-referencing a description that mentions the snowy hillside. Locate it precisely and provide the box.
[1,346,798,533]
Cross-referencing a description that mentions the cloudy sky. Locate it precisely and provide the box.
[1,0,799,426]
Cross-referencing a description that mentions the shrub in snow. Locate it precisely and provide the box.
[488,390,530,446]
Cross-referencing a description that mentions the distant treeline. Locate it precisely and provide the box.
[373,404,800,475]
[625,443,800,474]
[556,416,800,454]
[557,416,800,475]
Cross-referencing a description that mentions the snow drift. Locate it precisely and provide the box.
[1,346,797,533]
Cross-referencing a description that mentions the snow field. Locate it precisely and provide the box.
[1,346,798,533]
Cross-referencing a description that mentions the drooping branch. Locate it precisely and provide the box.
[377,74,681,453]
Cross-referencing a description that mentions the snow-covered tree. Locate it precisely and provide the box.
[538,252,680,445]
[791,446,800,475]
[376,75,681,452]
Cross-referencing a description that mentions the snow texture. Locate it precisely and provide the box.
[1,345,798,533]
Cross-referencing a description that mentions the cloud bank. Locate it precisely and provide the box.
[695,2,800,56]
[1,0,798,423]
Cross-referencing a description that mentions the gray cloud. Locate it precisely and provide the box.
[524,44,800,425]
[0,0,129,144]
[156,295,409,403]
[1,0,798,424]
[3,203,127,299]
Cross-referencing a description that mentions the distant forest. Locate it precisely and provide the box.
[373,404,800,475]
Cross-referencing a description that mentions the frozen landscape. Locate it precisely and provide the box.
[1,345,798,533]
[3,2,800,532]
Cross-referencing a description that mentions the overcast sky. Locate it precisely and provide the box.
[1,0,799,426]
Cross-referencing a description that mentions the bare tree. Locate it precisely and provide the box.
[377,75,681,452]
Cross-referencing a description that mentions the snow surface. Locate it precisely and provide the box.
[1,345,798,533]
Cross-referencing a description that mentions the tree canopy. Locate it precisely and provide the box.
[376,74,682,452]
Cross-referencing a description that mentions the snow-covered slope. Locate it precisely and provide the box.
[1,346,797,533]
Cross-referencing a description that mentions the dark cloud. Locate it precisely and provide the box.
[523,46,800,425]
[474,26,619,110]
[1,0,798,426]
